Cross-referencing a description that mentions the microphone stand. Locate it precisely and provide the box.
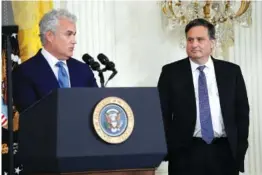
[104,70,118,87]
[88,61,105,88]
[98,71,105,88]
[98,60,117,87]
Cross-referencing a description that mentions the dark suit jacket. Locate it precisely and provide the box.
[157,57,249,172]
[12,49,98,113]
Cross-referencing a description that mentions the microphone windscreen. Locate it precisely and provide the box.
[91,62,100,71]
[97,53,109,65]
[82,53,94,65]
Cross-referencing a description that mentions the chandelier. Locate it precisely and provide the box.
[160,0,252,57]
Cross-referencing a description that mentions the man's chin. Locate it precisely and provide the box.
[66,53,74,58]
[59,55,71,60]
[190,55,202,60]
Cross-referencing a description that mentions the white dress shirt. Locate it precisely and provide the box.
[189,57,226,138]
[41,48,71,87]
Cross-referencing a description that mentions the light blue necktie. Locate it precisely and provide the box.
[198,66,214,144]
[56,61,70,88]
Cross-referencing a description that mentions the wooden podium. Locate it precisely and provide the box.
[19,88,166,175]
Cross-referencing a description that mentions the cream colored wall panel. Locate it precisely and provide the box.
[54,1,117,86]
[229,2,262,175]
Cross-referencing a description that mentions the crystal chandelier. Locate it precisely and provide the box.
[160,0,252,57]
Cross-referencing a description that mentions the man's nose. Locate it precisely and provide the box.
[191,39,199,48]
[72,36,77,44]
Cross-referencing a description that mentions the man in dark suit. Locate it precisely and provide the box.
[157,18,249,175]
[13,9,98,113]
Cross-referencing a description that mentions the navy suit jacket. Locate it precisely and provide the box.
[12,49,98,113]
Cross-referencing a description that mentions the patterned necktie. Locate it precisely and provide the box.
[56,61,70,88]
[198,66,214,144]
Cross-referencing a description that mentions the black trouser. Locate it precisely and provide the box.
[168,138,239,175]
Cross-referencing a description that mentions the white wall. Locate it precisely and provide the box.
[54,1,262,175]
[229,2,262,175]
[55,0,188,87]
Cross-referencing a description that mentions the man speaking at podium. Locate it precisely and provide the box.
[158,18,249,175]
[13,9,98,113]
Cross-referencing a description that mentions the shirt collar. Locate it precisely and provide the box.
[41,48,67,67]
[189,56,213,72]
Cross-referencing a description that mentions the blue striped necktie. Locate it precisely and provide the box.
[198,65,214,144]
[56,61,70,88]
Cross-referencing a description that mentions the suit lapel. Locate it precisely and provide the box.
[67,58,77,87]
[212,58,228,120]
[35,51,59,89]
[179,58,196,117]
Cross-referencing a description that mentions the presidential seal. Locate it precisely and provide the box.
[93,97,134,144]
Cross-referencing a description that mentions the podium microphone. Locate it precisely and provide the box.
[97,53,117,73]
[97,53,118,86]
[82,53,105,88]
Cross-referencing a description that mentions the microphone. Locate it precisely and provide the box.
[97,53,118,86]
[82,53,101,72]
[97,53,109,65]
[82,53,105,88]
[97,53,117,73]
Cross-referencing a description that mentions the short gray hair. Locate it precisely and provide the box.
[39,9,77,45]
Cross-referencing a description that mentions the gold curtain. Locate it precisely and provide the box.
[11,1,53,62]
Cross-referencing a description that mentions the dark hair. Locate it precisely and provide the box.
[185,18,216,40]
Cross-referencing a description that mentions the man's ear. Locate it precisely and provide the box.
[45,31,54,43]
